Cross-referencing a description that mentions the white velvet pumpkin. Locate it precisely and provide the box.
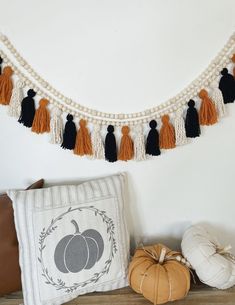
[181,225,235,289]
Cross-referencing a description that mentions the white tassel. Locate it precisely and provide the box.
[8,79,24,117]
[134,124,146,161]
[50,107,63,144]
[175,108,188,146]
[91,124,104,159]
[210,80,226,119]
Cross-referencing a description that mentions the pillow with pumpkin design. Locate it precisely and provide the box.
[7,174,130,305]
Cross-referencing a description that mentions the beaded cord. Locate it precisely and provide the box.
[0,33,234,125]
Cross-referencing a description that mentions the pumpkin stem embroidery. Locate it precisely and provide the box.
[71,219,80,234]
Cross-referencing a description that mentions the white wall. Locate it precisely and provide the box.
[1,0,235,251]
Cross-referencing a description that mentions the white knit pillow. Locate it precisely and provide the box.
[181,225,235,289]
[8,174,129,305]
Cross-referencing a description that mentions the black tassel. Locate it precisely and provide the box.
[105,125,117,162]
[219,68,235,103]
[0,57,3,74]
[61,114,77,150]
[146,120,161,156]
[18,89,36,127]
[185,99,200,138]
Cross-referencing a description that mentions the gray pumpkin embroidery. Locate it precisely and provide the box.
[38,206,117,292]
[54,219,104,273]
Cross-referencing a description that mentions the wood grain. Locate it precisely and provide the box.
[0,285,235,305]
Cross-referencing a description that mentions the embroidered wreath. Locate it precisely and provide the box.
[38,206,117,293]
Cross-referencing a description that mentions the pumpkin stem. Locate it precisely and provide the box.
[71,219,80,234]
[159,248,167,264]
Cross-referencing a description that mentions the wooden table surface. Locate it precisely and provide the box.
[0,285,235,305]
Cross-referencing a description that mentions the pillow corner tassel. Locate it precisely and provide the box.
[160,115,176,149]
[74,119,93,157]
[31,98,50,134]
[118,125,134,161]
[199,89,218,126]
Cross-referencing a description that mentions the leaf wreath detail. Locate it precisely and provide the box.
[38,206,117,293]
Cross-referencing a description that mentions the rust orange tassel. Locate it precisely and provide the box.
[31,99,50,133]
[232,54,235,77]
[160,115,176,149]
[199,89,217,125]
[118,126,134,161]
[74,119,93,156]
[0,66,13,105]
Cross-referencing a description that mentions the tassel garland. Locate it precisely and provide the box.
[134,124,146,161]
[61,114,77,150]
[146,120,161,156]
[160,115,176,149]
[174,108,187,146]
[105,125,117,162]
[199,89,217,125]
[91,124,105,159]
[1,33,235,162]
[31,99,50,133]
[219,68,235,103]
[118,126,134,161]
[18,89,36,127]
[185,100,200,138]
[210,81,226,118]
[8,79,24,117]
[50,107,63,144]
[74,119,92,156]
[0,66,13,105]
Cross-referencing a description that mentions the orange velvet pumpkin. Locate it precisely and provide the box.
[128,244,191,305]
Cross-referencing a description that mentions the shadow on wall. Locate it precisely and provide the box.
[131,221,191,253]
[131,221,235,255]
[133,236,182,252]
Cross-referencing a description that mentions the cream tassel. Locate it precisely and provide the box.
[91,124,104,159]
[8,79,24,117]
[174,108,188,146]
[50,107,63,144]
[134,124,146,161]
[210,80,226,119]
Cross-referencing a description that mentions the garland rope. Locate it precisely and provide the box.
[0,32,235,162]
